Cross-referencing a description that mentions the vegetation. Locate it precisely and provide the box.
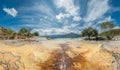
[100,21,115,32]
[46,36,51,40]
[100,29,120,39]
[0,21,119,41]
[18,28,32,39]
[81,27,98,40]
[32,32,39,36]
[100,22,116,40]
[0,27,39,40]
[81,21,117,40]
[0,27,15,39]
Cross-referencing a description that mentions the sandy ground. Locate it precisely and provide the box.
[0,39,118,70]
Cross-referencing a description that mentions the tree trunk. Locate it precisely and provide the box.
[88,35,90,40]
[95,36,98,41]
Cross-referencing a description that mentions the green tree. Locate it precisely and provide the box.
[100,21,115,32]
[6,29,15,39]
[0,27,16,39]
[32,32,39,36]
[81,27,98,40]
[0,27,7,35]
[100,21,116,40]
[18,28,31,39]
[18,28,39,39]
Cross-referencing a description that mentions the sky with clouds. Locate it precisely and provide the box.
[0,0,120,35]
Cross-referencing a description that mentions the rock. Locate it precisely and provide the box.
[112,52,120,70]
[0,52,25,70]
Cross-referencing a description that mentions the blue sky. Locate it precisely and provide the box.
[0,0,120,35]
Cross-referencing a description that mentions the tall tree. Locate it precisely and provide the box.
[18,28,30,39]
[81,27,98,40]
[32,32,39,36]
[6,29,15,39]
[100,21,115,32]
[18,28,39,39]
[100,21,116,40]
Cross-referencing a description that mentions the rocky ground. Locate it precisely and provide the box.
[0,40,119,70]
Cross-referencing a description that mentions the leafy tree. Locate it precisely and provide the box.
[100,21,115,32]
[0,26,40,40]
[0,27,16,39]
[100,21,116,40]
[91,29,98,37]
[18,28,39,39]
[32,32,39,36]
[0,27,7,35]
[6,29,15,39]
[18,28,31,39]
[100,29,120,40]
[81,27,98,40]
[6,29,14,36]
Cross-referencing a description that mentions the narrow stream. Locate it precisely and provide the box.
[58,43,71,70]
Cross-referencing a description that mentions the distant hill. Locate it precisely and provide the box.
[42,33,80,39]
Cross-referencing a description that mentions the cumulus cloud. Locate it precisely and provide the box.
[55,0,79,16]
[3,7,18,17]
[73,16,81,21]
[84,0,110,22]
[54,0,80,21]
[56,13,70,21]
[17,0,112,35]
[32,23,81,35]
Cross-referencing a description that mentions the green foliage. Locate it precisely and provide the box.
[0,27,39,40]
[18,28,39,39]
[81,27,98,40]
[32,32,39,36]
[101,30,115,40]
[100,22,116,40]
[0,27,15,36]
[18,28,30,36]
[100,21,115,31]
[6,29,15,36]
[46,36,51,40]
[100,29,120,37]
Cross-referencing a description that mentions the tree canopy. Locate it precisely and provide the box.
[81,27,98,40]
[100,21,116,40]
[0,27,39,40]
[100,21,115,32]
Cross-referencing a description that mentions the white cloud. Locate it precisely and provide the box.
[56,13,64,20]
[36,4,55,17]
[73,16,81,21]
[104,16,114,22]
[17,0,113,35]
[56,13,70,21]
[114,26,120,29]
[19,3,55,18]
[3,7,18,17]
[32,23,81,35]
[98,16,114,24]
[84,0,110,22]
[44,16,47,19]
[54,0,79,16]
[54,0,80,21]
